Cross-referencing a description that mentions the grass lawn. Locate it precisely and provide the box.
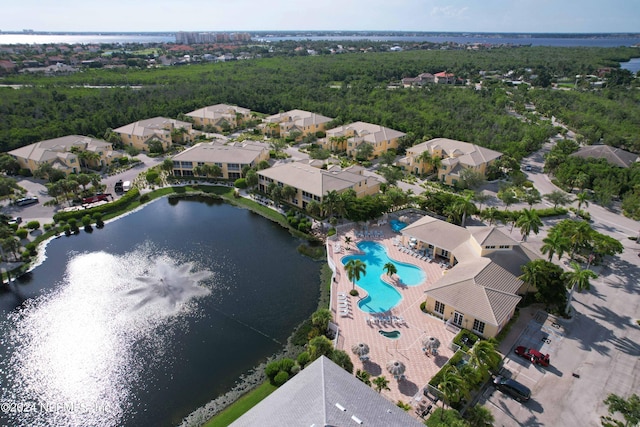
[203,382,278,427]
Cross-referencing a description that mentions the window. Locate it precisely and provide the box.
[499,245,510,249]
[485,245,495,249]
[473,319,485,335]
[434,301,445,314]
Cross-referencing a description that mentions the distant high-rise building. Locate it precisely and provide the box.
[175,31,251,45]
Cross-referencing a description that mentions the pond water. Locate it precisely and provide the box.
[0,199,321,427]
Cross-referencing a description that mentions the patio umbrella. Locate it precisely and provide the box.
[351,342,370,358]
[386,360,406,377]
[422,336,441,352]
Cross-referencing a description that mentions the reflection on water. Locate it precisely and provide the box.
[0,248,213,427]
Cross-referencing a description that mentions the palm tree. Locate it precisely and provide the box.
[519,260,545,295]
[311,308,332,332]
[281,185,297,203]
[567,220,593,260]
[468,340,501,374]
[576,191,591,212]
[465,404,495,427]
[322,190,340,219]
[472,192,491,212]
[383,262,397,281]
[355,369,371,386]
[345,259,366,291]
[482,207,502,226]
[452,192,477,227]
[564,261,597,315]
[541,232,570,262]
[437,366,468,420]
[516,208,543,242]
[372,376,391,393]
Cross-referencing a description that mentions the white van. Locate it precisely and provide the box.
[123,181,131,192]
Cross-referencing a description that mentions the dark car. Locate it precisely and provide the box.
[493,375,531,402]
[15,196,39,206]
[114,180,124,193]
[515,346,550,367]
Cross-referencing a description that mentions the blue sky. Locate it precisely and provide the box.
[2,0,638,33]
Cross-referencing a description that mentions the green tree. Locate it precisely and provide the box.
[354,143,374,161]
[378,149,397,166]
[468,340,501,374]
[544,190,573,209]
[344,259,367,291]
[601,393,640,427]
[372,376,391,393]
[330,349,354,374]
[437,366,468,419]
[308,335,334,361]
[576,191,591,212]
[311,308,332,332]
[355,369,371,387]
[452,192,477,227]
[379,166,404,186]
[465,404,495,427]
[540,231,570,262]
[516,208,543,242]
[383,262,397,279]
[161,158,174,173]
[563,261,597,315]
[497,187,518,211]
[522,187,542,207]
[472,192,491,212]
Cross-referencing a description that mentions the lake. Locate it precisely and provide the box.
[620,57,640,74]
[0,199,321,426]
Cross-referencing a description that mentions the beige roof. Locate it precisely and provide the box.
[468,226,517,247]
[327,121,406,144]
[258,161,376,198]
[186,103,251,120]
[570,144,639,168]
[401,215,470,254]
[9,135,111,163]
[402,215,531,326]
[113,116,191,136]
[265,109,333,127]
[172,140,268,164]
[428,259,522,326]
[407,138,502,167]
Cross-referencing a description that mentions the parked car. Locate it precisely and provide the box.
[514,346,550,366]
[82,194,111,204]
[114,180,124,193]
[15,196,38,206]
[8,216,22,226]
[493,375,531,402]
[524,165,532,171]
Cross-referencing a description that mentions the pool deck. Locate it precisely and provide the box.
[329,223,458,415]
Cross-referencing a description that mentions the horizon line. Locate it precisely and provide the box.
[2,30,640,35]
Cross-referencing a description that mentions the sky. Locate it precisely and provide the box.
[1,0,639,33]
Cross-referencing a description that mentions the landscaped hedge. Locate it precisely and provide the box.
[53,188,141,223]
[428,350,467,387]
[452,329,480,352]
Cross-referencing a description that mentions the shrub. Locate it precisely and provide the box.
[234,178,248,189]
[25,242,37,256]
[21,250,30,260]
[265,361,281,382]
[349,289,359,296]
[297,352,311,368]
[327,228,336,237]
[279,358,295,375]
[453,329,480,352]
[26,220,40,231]
[273,371,289,387]
[16,228,28,239]
[43,223,53,231]
[82,215,92,227]
[139,194,150,203]
[63,224,71,236]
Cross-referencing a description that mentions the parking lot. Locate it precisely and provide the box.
[479,311,565,426]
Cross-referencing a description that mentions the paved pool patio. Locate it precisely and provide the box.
[328,223,459,416]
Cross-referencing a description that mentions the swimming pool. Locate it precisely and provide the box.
[390,219,408,232]
[342,241,426,313]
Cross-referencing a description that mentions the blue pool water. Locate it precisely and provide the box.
[390,219,408,232]
[342,241,426,313]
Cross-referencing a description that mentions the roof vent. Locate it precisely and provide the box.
[335,403,346,412]
[351,415,363,424]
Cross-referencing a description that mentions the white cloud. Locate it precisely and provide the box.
[430,6,469,18]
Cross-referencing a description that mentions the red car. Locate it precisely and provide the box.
[515,346,550,366]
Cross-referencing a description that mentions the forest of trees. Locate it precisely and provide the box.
[1,45,637,158]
